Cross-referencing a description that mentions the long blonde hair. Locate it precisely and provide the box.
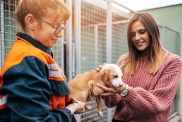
[124,13,164,75]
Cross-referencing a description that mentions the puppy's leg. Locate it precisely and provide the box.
[84,80,95,110]
[96,95,103,117]
[85,104,92,109]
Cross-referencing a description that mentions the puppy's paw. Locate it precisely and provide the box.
[71,98,77,103]
[98,111,103,118]
[85,104,92,109]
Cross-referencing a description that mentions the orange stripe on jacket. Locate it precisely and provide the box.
[50,95,72,110]
[1,38,50,77]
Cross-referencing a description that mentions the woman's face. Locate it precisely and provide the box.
[131,20,150,54]
[33,10,65,48]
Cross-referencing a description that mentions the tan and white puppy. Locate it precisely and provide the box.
[68,63,123,117]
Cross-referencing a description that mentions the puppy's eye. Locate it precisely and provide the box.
[114,75,118,78]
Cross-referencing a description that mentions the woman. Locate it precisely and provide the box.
[0,0,85,121]
[97,12,182,122]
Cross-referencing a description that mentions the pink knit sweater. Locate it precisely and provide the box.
[104,52,182,122]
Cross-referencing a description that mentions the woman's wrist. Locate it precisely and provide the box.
[120,84,129,97]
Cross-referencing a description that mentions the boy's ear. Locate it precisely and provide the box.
[24,14,37,30]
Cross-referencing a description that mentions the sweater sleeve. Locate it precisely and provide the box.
[124,55,182,115]
[103,94,122,108]
[1,56,74,122]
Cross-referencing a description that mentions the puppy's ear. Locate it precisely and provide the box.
[99,68,105,78]
[99,68,110,82]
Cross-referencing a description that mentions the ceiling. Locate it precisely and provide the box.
[114,0,182,12]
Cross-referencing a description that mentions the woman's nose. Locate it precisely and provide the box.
[135,33,140,40]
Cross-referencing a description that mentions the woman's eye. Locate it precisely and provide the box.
[131,32,136,37]
[138,29,146,34]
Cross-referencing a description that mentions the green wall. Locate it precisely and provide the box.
[143,4,182,114]
[143,5,182,55]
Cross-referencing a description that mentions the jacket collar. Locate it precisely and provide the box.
[16,33,53,57]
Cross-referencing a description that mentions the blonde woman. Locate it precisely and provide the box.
[97,13,182,122]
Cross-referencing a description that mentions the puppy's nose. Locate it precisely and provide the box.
[119,84,123,87]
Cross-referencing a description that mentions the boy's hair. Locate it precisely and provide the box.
[14,0,70,30]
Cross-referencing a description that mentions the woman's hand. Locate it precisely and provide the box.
[97,84,127,96]
[96,64,104,72]
[66,101,86,114]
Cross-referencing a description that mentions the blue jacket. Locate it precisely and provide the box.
[0,33,76,122]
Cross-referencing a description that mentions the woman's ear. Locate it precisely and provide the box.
[24,14,37,30]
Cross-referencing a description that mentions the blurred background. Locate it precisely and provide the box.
[0,0,182,121]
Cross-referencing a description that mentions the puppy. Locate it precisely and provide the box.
[68,63,123,117]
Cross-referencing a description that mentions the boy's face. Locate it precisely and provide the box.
[31,9,65,48]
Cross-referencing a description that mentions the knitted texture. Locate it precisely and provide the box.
[104,52,182,122]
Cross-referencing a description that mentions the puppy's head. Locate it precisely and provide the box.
[99,63,123,88]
